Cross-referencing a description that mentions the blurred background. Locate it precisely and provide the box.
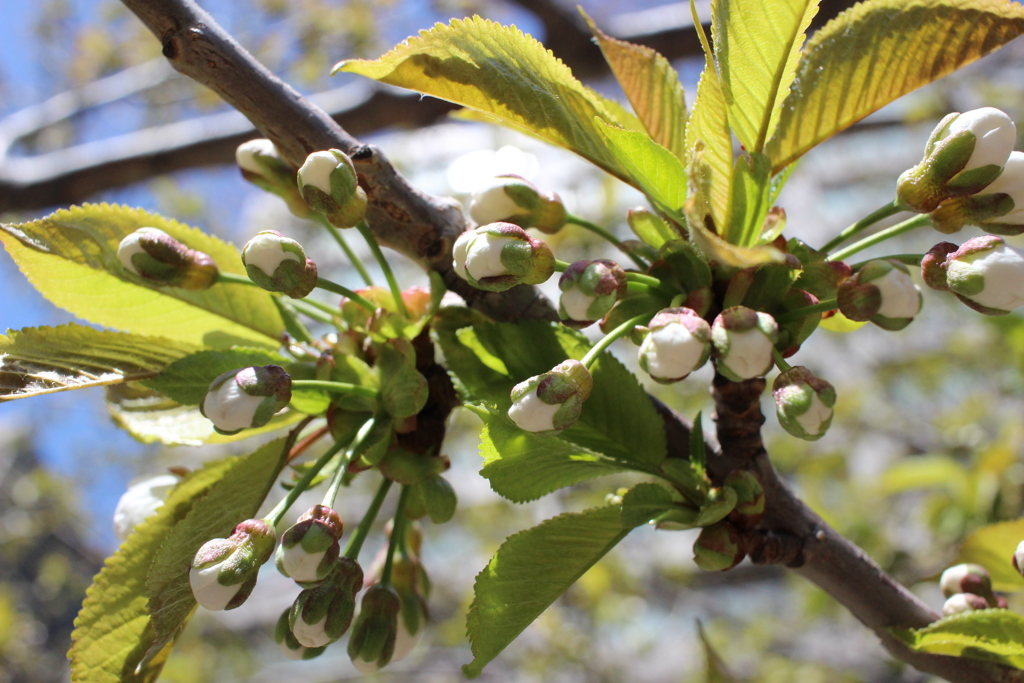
[3,0,1024,681]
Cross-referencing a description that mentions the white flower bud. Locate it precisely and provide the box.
[236,138,281,176]
[711,307,778,382]
[838,260,921,331]
[200,365,292,435]
[117,227,219,290]
[508,359,593,432]
[939,235,1024,314]
[944,107,1016,173]
[469,174,566,233]
[942,592,990,616]
[298,151,341,196]
[241,230,318,299]
[348,584,401,672]
[976,151,1024,226]
[276,505,344,585]
[452,223,555,292]
[275,609,325,660]
[772,367,836,441]
[939,563,994,600]
[189,519,276,611]
[297,149,367,228]
[112,473,181,542]
[558,260,627,328]
[636,308,712,383]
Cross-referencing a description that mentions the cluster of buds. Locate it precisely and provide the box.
[236,138,311,218]
[241,230,318,299]
[931,151,1024,235]
[635,307,712,383]
[200,365,292,435]
[117,227,218,290]
[297,149,368,228]
[938,563,1004,616]
[711,306,778,382]
[469,175,567,233]
[922,236,1024,315]
[558,259,627,328]
[772,367,836,441]
[838,260,922,331]
[452,223,555,292]
[189,519,276,611]
[508,359,593,432]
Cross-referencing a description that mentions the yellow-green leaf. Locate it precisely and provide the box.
[894,609,1024,668]
[0,325,198,401]
[766,0,1024,172]
[713,0,819,153]
[595,120,687,217]
[334,17,638,185]
[0,204,284,348]
[957,520,1024,592]
[583,10,689,161]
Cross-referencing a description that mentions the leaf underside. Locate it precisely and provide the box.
[895,609,1024,668]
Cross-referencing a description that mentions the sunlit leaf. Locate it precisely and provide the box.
[0,204,283,348]
[726,151,773,246]
[957,520,1024,592]
[596,120,687,217]
[893,609,1024,668]
[0,325,197,401]
[686,54,733,232]
[766,0,1024,172]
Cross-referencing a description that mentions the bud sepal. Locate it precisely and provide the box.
[288,556,364,647]
[297,149,368,228]
[277,505,345,585]
[469,174,566,234]
[837,259,922,331]
[348,583,402,673]
[200,365,292,435]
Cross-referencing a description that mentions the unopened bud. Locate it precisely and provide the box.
[711,307,778,381]
[939,563,995,603]
[242,230,318,299]
[693,522,744,572]
[236,139,311,218]
[288,556,364,647]
[189,519,275,611]
[298,149,367,228]
[943,592,991,616]
[723,470,765,529]
[117,227,218,290]
[275,609,326,660]
[200,365,292,435]
[452,223,555,292]
[348,583,401,672]
[558,259,627,328]
[508,359,593,432]
[636,307,712,383]
[469,175,566,234]
[837,260,922,331]
[277,505,344,585]
[936,235,1024,315]
[772,367,836,441]
[1013,540,1024,578]
[112,472,181,542]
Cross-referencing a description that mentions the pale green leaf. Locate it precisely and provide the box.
[479,417,629,503]
[957,520,1024,592]
[463,506,630,677]
[766,0,1024,172]
[69,455,243,683]
[584,10,688,160]
[713,0,818,153]
[142,349,285,406]
[894,609,1024,668]
[626,209,680,249]
[620,482,676,527]
[336,18,646,185]
[0,325,197,401]
[0,204,283,348]
[726,151,773,246]
[143,438,289,664]
[595,120,687,217]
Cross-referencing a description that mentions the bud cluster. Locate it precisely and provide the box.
[938,563,1005,616]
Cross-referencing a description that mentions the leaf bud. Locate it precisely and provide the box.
[189,518,276,611]
[348,583,402,672]
[112,472,181,542]
[200,365,292,435]
[277,505,345,585]
[241,230,318,299]
[469,174,567,234]
[938,235,1024,315]
[508,359,593,432]
[772,366,836,441]
[636,307,712,383]
[711,306,778,381]
[897,108,1016,213]
[939,563,995,603]
[692,522,744,572]
[289,556,365,647]
[942,592,991,616]
[297,149,368,228]
[837,259,922,330]
[452,222,555,292]
[117,227,219,290]
[235,138,312,218]
[723,470,765,530]
[557,259,628,328]
[274,609,326,660]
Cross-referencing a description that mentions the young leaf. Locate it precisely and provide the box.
[377,339,428,419]
[336,17,641,185]
[726,151,773,246]
[142,348,285,405]
[627,210,679,250]
[479,417,629,503]
[690,411,707,473]
[766,0,1024,172]
[893,609,1024,668]
[0,325,197,401]
[595,120,687,218]
[620,482,676,527]
[957,519,1024,592]
[463,505,631,677]
[68,453,246,683]
[143,438,290,664]
[583,10,689,161]
[712,0,819,153]
[0,204,283,348]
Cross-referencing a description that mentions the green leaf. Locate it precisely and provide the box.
[0,204,283,348]
[957,520,1024,592]
[894,609,1024,668]
[463,505,630,677]
[620,482,676,527]
[713,0,819,153]
[766,0,1024,172]
[626,210,679,250]
[479,417,629,503]
[142,349,285,406]
[378,339,429,419]
[0,325,197,401]
[144,438,289,664]
[595,120,687,217]
[105,383,304,446]
[583,10,688,161]
[336,17,641,186]
[726,151,774,246]
[68,453,249,683]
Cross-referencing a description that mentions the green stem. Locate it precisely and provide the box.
[828,214,932,263]
[289,298,336,325]
[356,222,408,318]
[774,299,838,324]
[216,272,256,287]
[265,439,346,526]
[554,260,672,295]
[298,297,341,317]
[820,200,906,254]
[317,214,375,286]
[274,298,315,344]
[322,439,359,508]
[772,347,792,373]
[581,313,650,368]
[291,380,379,399]
[316,277,377,312]
[380,485,410,587]
[566,214,647,269]
[344,477,393,560]
[851,253,924,271]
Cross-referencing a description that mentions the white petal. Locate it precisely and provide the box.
[469,181,528,224]
[640,323,706,380]
[874,270,921,319]
[112,473,180,541]
[948,107,1016,171]
[292,612,331,648]
[508,392,561,432]
[281,547,327,583]
[235,139,279,174]
[465,233,515,279]
[794,392,832,437]
[189,564,242,611]
[561,287,596,321]
[298,151,341,195]
[952,243,1024,311]
[722,329,773,380]
[204,379,265,432]
[243,233,300,276]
